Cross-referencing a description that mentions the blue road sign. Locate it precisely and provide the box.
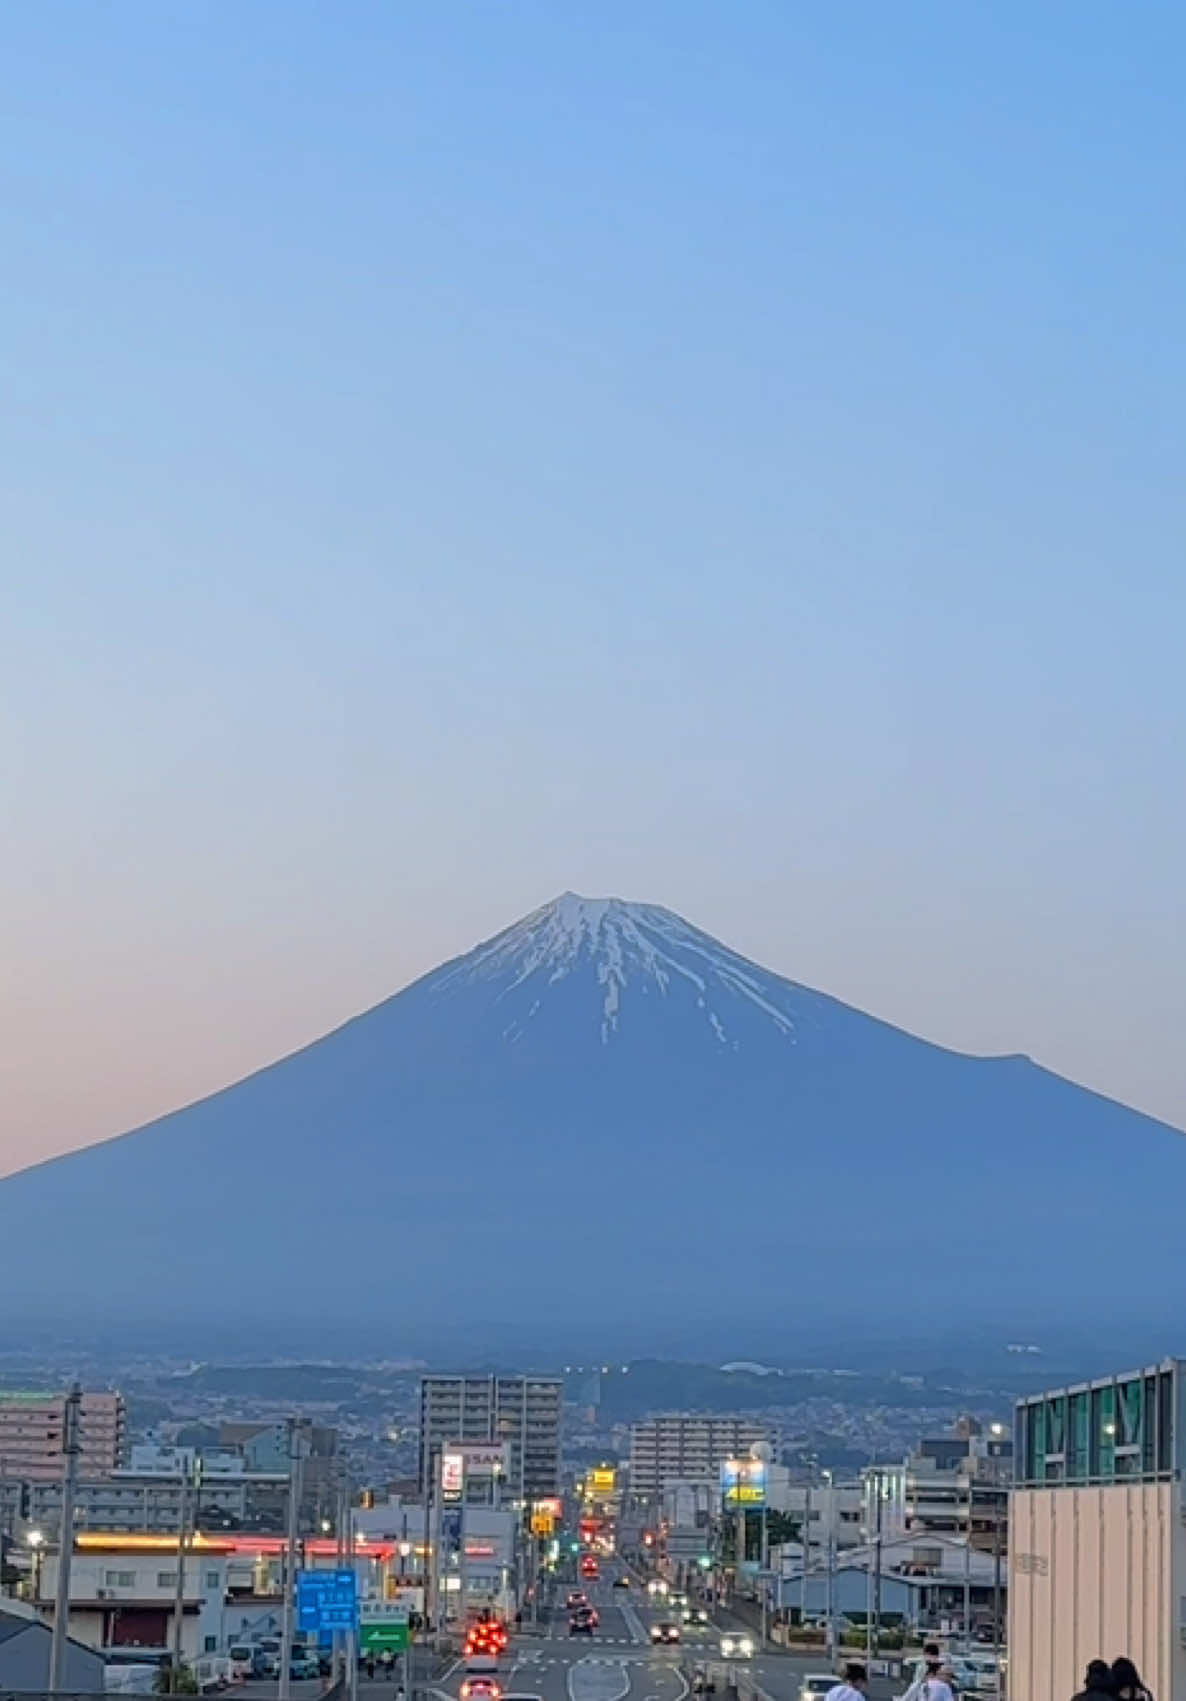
[297,1569,358,1633]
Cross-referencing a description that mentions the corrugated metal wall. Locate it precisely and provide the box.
[1009,1482,1176,1700]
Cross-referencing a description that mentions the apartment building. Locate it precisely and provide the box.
[628,1414,775,1499]
[418,1376,563,1500]
[0,1392,125,1482]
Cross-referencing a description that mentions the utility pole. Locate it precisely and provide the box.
[825,1532,836,1666]
[279,1419,306,1701]
[871,1470,883,1665]
[800,1483,811,1626]
[992,1503,1003,1701]
[962,1526,972,1656]
[169,1459,192,1691]
[333,1469,347,1687]
[345,1488,358,1701]
[48,1383,82,1694]
[759,1504,768,1647]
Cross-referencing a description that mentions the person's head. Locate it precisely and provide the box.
[1111,1657,1143,1695]
[842,1663,867,1692]
[1085,1660,1114,1692]
[923,1642,941,1661]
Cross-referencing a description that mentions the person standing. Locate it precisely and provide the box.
[825,1664,868,1701]
[1072,1660,1117,1699]
[1111,1657,1152,1700]
[902,1656,955,1701]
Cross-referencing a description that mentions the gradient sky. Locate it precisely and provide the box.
[4,1,1185,1175]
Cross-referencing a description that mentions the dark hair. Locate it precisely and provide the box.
[1085,1661,1115,1691]
[923,1643,941,1659]
[843,1664,867,1685]
[1111,1658,1144,1694]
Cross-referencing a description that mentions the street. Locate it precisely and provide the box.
[424,1562,900,1701]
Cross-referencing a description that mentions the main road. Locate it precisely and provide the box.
[426,1559,899,1701]
[429,1563,713,1701]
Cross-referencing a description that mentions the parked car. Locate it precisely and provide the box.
[226,1647,255,1683]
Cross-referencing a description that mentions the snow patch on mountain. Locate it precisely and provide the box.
[433,891,797,1048]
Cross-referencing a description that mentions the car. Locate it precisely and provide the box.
[460,1682,502,1701]
[289,1653,320,1680]
[612,1577,630,1590]
[682,1607,709,1626]
[569,1615,595,1637]
[799,1679,839,1700]
[466,1653,500,1673]
[650,1622,681,1645]
[720,1635,754,1659]
[567,1591,588,1610]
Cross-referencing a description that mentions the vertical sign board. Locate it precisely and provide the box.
[720,1460,766,1508]
[441,1451,465,1502]
[297,1569,358,1633]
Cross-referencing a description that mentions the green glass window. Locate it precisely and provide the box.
[1069,1392,1089,1481]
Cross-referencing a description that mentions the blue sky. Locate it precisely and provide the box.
[3,1,1184,1168]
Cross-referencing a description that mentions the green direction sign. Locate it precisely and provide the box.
[360,1622,409,1652]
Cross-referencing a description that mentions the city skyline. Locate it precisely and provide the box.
[5,2,1185,1172]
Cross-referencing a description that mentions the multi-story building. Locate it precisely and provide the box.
[418,1376,562,1501]
[863,1418,1012,1551]
[217,1423,338,1527]
[1009,1358,1184,1701]
[0,1392,125,1482]
[23,1446,290,1537]
[628,1414,775,1500]
[35,1538,229,1660]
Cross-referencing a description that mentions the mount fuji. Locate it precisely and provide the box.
[4,892,1184,1342]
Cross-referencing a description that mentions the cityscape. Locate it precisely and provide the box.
[4,5,1182,1701]
[0,1341,1179,1699]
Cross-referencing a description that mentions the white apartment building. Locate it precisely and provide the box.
[629,1415,776,1499]
[36,1542,228,1661]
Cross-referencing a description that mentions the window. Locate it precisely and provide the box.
[204,1636,217,1653]
[157,1571,178,1587]
[105,1570,136,1587]
[206,1571,220,1589]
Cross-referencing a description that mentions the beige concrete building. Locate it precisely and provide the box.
[0,1391,125,1482]
[1009,1359,1184,1701]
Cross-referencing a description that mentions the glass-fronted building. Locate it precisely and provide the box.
[1014,1358,1180,1486]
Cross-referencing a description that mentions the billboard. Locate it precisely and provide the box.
[721,1458,766,1508]
[590,1467,616,1495]
[441,1451,465,1500]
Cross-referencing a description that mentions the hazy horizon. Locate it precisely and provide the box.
[5,3,1185,1174]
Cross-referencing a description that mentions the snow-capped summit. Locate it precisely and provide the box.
[1,890,1184,1341]
[433,891,798,1046]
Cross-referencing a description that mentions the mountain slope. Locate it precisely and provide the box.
[4,892,1183,1339]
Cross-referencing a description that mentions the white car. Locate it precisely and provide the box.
[799,1680,838,1700]
[720,1634,754,1659]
